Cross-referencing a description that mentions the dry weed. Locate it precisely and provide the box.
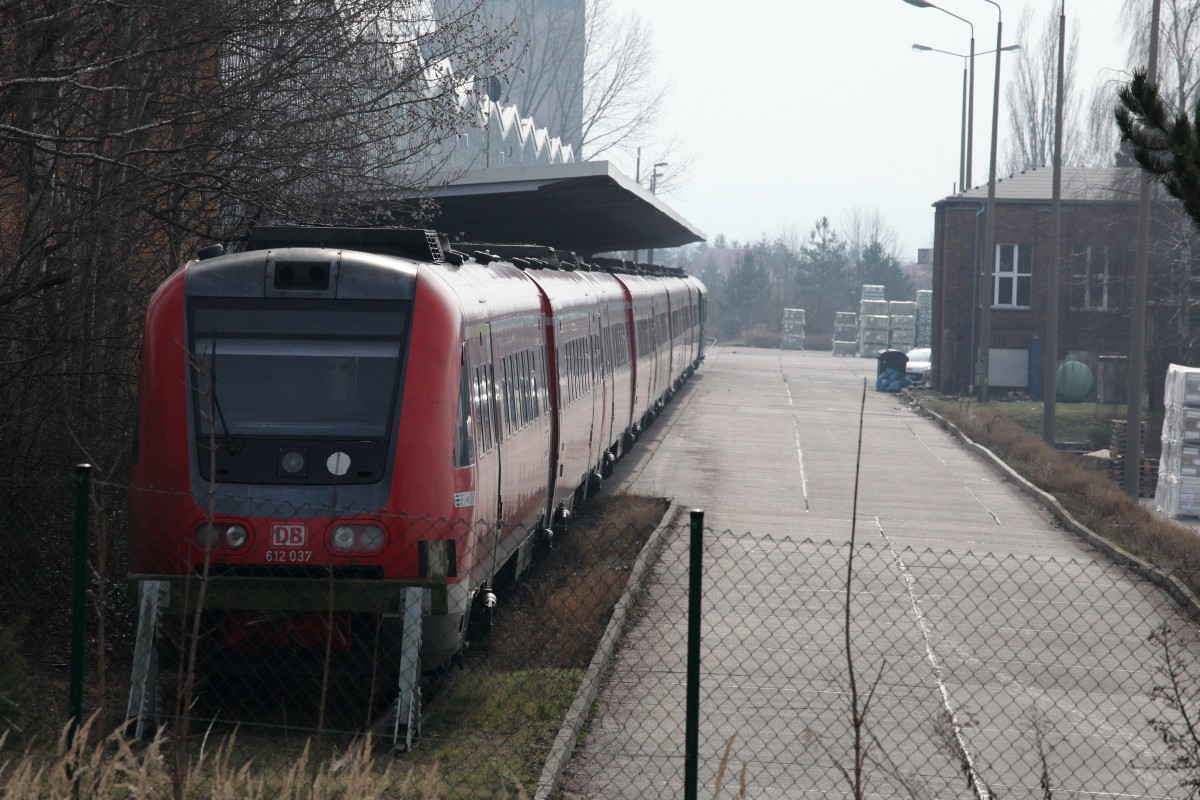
[936,405,1200,594]
[486,496,667,671]
[0,714,443,798]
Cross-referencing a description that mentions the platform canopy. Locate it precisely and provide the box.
[419,161,706,257]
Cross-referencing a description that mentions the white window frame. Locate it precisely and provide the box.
[993,243,1032,309]
[1069,245,1114,310]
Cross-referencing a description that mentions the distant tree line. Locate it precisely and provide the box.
[693,215,915,345]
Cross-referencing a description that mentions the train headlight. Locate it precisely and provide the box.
[223,524,249,549]
[280,450,306,474]
[196,523,220,550]
[195,522,249,550]
[330,523,387,553]
[278,446,308,477]
[332,525,356,550]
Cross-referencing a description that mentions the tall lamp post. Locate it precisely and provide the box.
[903,0,975,191]
[904,0,1007,401]
[1124,0,1162,498]
[912,42,1020,193]
[973,0,1005,402]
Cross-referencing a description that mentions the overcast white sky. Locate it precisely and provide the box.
[605,0,1134,259]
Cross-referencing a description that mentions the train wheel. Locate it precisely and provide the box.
[466,587,497,643]
[552,502,572,537]
[585,470,603,498]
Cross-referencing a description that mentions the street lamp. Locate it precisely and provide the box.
[902,0,975,196]
[649,161,668,194]
[905,0,1006,401]
[912,42,1020,193]
[647,162,669,265]
[972,0,1005,403]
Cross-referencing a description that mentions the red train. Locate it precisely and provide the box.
[128,226,706,680]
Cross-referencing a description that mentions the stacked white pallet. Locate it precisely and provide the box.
[858,315,890,358]
[1155,364,1200,517]
[861,284,885,302]
[833,311,858,356]
[889,315,916,351]
[859,287,889,358]
[781,308,805,350]
[888,301,917,351]
[916,290,933,348]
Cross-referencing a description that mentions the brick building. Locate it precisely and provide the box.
[931,165,1196,398]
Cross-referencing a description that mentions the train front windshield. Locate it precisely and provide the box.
[188,300,409,440]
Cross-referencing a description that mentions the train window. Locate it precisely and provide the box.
[511,354,520,428]
[519,350,530,426]
[529,349,540,419]
[561,341,569,406]
[513,354,522,428]
[578,338,586,395]
[500,357,512,437]
[453,360,475,468]
[587,336,593,389]
[577,339,584,394]
[473,366,491,454]
[525,349,535,421]
[484,367,495,450]
[571,339,579,404]
[486,363,499,444]
[189,301,407,440]
[567,340,576,404]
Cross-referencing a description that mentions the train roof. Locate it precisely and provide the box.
[418,162,706,256]
[246,226,448,264]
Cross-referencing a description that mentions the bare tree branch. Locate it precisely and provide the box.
[1003,6,1084,174]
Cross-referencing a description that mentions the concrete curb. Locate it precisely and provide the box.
[534,499,682,800]
[918,403,1200,623]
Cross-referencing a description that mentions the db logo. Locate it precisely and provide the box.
[271,523,307,547]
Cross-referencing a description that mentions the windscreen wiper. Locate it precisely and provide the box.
[207,340,245,456]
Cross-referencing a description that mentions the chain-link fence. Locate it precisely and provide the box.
[4,474,1200,798]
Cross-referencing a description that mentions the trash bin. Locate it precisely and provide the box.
[876,349,909,377]
[875,349,912,393]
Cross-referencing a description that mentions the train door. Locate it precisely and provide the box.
[588,312,603,482]
[465,322,501,587]
[598,304,616,469]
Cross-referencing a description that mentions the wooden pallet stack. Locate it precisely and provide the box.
[1108,418,1153,495]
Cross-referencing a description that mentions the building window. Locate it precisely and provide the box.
[994,243,1032,308]
[1069,245,1119,310]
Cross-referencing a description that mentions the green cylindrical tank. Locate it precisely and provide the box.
[1056,360,1094,402]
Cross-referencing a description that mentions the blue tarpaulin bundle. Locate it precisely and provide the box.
[875,367,912,393]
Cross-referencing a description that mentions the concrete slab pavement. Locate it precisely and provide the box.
[559,346,1196,799]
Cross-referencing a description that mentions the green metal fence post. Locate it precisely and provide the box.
[685,509,704,800]
[68,463,92,744]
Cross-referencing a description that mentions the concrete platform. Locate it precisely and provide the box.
[561,345,1197,799]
